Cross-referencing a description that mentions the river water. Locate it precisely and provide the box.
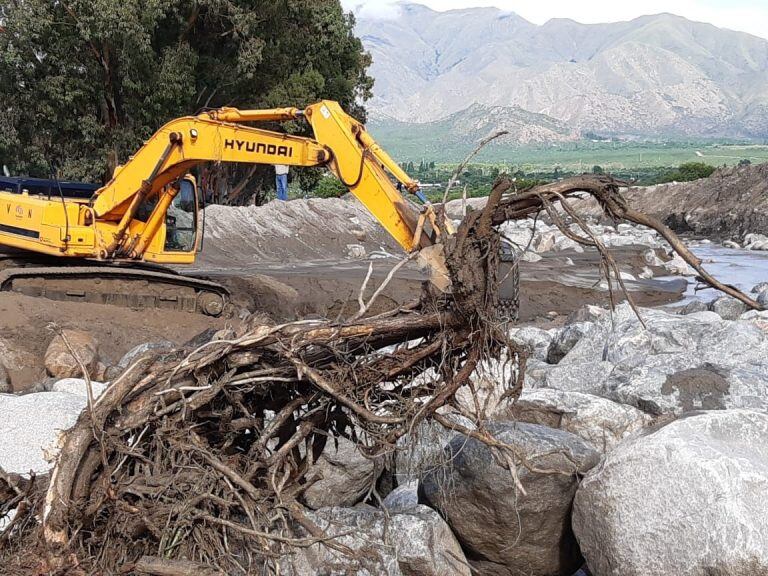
[682,244,768,302]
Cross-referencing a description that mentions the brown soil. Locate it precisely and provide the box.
[580,162,768,239]
[0,292,227,392]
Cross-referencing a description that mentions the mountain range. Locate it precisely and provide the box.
[356,4,768,140]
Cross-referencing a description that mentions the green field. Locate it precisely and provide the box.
[368,122,768,173]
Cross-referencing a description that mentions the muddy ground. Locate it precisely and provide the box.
[0,195,686,392]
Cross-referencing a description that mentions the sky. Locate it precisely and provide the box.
[340,0,768,39]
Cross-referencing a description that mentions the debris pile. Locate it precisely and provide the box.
[0,175,763,575]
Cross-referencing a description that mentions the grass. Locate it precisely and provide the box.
[367,126,768,173]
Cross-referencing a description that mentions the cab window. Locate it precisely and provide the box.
[164,179,197,252]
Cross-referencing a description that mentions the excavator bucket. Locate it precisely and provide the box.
[416,244,452,293]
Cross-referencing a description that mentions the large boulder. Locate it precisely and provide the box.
[547,322,593,364]
[44,330,100,379]
[420,421,600,576]
[500,388,652,453]
[302,436,378,509]
[677,299,709,315]
[117,340,175,370]
[284,505,471,576]
[709,295,747,320]
[395,415,475,483]
[0,391,85,474]
[51,378,107,399]
[541,303,768,415]
[509,326,554,362]
[383,481,419,512]
[573,410,768,576]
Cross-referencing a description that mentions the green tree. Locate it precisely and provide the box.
[676,162,716,181]
[592,165,604,174]
[657,161,716,184]
[739,158,752,167]
[313,174,347,198]
[0,0,372,200]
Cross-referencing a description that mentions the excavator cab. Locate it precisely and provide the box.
[164,178,198,253]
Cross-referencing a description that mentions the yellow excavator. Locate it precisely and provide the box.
[0,100,461,316]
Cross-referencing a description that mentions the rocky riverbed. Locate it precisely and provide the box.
[1,186,768,575]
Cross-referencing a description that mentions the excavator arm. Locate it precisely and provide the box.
[91,100,448,262]
[0,100,457,316]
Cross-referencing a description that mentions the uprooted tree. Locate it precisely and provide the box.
[0,175,762,575]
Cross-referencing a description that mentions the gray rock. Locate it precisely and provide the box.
[500,388,652,453]
[573,410,768,576]
[663,253,693,275]
[677,299,709,315]
[547,322,594,364]
[709,295,748,320]
[284,505,471,576]
[395,415,475,483]
[51,378,107,399]
[0,391,86,474]
[752,282,768,295]
[0,363,10,393]
[117,340,175,369]
[542,303,768,415]
[566,305,608,325]
[508,326,554,362]
[722,240,741,249]
[302,436,378,509]
[382,481,419,512]
[758,291,768,308]
[643,249,665,267]
[420,421,600,576]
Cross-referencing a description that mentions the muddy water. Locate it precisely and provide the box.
[684,244,768,301]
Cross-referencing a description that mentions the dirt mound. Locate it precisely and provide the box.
[198,196,403,268]
[584,162,768,239]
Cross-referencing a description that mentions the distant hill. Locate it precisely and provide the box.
[369,103,577,160]
[356,4,768,139]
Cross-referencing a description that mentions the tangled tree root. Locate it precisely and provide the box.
[0,175,761,575]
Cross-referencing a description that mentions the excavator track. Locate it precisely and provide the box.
[0,261,229,317]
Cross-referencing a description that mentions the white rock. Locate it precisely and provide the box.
[663,253,693,275]
[723,240,741,249]
[520,251,542,263]
[508,326,553,362]
[639,266,654,279]
[51,378,107,399]
[285,505,471,576]
[345,243,366,259]
[643,249,665,267]
[500,388,652,453]
[542,303,768,415]
[534,231,557,253]
[573,410,768,576]
[382,481,419,512]
[0,392,85,474]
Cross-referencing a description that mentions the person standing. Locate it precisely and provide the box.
[275,164,289,201]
